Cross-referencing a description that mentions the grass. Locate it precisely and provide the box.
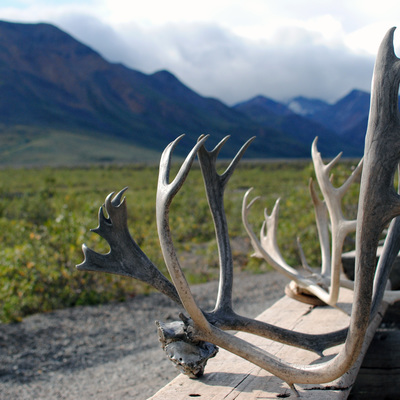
[0,158,361,323]
[0,125,161,166]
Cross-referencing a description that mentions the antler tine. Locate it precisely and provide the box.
[109,186,128,207]
[198,135,256,186]
[337,158,364,199]
[260,198,291,269]
[311,138,360,305]
[156,135,211,332]
[242,188,264,259]
[197,136,254,313]
[309,178,331,276]
[197,134,230,160]
[220,136,256,185]
[380,167,400,307]
[312,137,342,173]
[159,134,209,201]
[297,237,314,274]
[374,217,400,307]
[242,189,341,306]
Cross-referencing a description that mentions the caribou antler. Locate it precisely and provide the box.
[242,139,362,310]
[195,135,347,352]
[78,134,346,356]
[77,187,181,304]
[77,27,400,393]
[153,27,400,388]
[196,134,255,313]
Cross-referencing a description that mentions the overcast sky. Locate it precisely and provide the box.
[1,1,400,105]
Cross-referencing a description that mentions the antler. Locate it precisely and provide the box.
[77,134,346,356]
[310,139,363,303]
[77,187,181,304]
[242,136,363,309]
[77,27,400,392]
[153,135,355,388]
[156,134,211,331]
[195,136,347,352]
[242,186,350,310]
[196,134,255,313]
[172,27,400,388]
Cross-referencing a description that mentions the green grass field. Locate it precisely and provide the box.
[0,159,361,323]
[0,125,162,166]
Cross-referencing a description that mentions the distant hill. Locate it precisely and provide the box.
[0,20,365,166]
[233,96,348,156]
[302,90,371,148]
[236,89,374,154]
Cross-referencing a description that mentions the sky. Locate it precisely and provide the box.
[1,1,400,105]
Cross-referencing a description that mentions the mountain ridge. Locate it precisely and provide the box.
[0,20,367,166]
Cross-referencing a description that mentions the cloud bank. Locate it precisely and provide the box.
[0,1,396,105]
[57,15,376,104]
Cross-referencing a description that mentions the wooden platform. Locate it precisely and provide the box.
[149,288,388,399]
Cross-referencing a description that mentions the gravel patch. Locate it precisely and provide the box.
[0,271,288,399]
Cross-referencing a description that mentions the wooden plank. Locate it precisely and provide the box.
[149,288,387,399]
[349,309,400,400]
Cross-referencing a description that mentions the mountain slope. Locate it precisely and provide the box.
[307,89,371,147]
[0,20,334,165]
[233,95,358,156]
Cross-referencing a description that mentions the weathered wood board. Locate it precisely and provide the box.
[149,287,387,399]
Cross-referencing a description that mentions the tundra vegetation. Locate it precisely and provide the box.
[0,159,360,323]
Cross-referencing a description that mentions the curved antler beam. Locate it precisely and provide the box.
[156,134,212,333]
[174,27,400,387]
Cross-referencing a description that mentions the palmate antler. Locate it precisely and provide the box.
[242,137,362,310]
[77,187,181,304]
[77,27,400,393]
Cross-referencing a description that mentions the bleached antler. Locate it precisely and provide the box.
[195,135,347,352]
[153,135,353,389]
[310,139,363,304]
[159,27,400,388]
[242,139,362,309]
[242,189,342,308]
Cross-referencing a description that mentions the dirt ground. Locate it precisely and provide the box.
[0,271,288,399]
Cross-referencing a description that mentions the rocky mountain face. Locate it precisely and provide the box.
[0,20,367,165]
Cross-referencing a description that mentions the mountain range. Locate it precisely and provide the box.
[0,20,371,166]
